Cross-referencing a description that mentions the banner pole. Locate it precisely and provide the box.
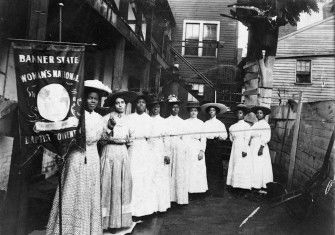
[58,2,64,235]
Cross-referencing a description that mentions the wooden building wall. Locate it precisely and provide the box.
[272,17,335,104]
[168,0,238,97]
[276,16,334,56]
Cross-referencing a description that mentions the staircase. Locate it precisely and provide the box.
[169,46,215,103]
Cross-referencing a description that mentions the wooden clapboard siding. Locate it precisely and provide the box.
[277,17,335,56]
[272,16,335,105]
[169,0,238,84]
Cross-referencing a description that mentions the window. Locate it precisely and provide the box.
[296,60,311,84]
[183,20,219,57]
[185,23,200,56]
[190,83,204,96]
[202,24,217,56]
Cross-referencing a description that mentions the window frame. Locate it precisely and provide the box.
[295,59,312,84]
[182,20,220,57]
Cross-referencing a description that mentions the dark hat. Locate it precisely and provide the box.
[201,102,229,114]
[186,102,201,111]
[133,91,150,103]
[250,105,271,115]
[148,95,165,106]
[103,89,137,107]
[233,104,250,114]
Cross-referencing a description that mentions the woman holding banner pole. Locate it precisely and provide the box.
[46,80,111,235]
[100,90,136,231]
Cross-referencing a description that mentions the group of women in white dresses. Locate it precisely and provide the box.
[46,80,273,235]
[226,104,273,192]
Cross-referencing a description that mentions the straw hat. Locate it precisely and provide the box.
[103,89,137,107]
[201,102,229,114]
[84,80,111,97]
[250,105,271,115]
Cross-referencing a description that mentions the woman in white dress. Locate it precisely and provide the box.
[184,102,208,195]
[249,106,273,189]
[100,90,137,231]
[47,80,110,235]
[201,102,228,197]
[127,93,157,217]
[147,96,171,212]
[165,95,189,205]
[226,104,253,194]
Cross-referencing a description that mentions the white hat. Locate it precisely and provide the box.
[166,94,181,104]
[84,80,112,96]
[201,102,229,114]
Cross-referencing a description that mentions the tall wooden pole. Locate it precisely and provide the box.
[287,92,303,190]
[58,3,64,235]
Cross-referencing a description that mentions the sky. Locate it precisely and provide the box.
[238,2,329,56]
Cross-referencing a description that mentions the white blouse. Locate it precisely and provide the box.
[203,117,227,140]
[85,110,105,146]
[103,112,130,139]
[165,115,187,139]
[184,118,206,152]
[127,112,152,140]
[229,120,251,153]
[250,119,271,146]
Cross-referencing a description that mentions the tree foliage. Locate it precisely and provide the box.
[229,0,319,27]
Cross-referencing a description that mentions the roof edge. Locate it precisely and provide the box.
[279,15,335,42]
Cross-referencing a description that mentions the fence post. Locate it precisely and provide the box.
[287,92,303,190]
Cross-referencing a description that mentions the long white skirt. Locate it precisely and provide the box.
[128,139,157,217]
[150,139,171,212]
[250,140,273,189]
[226,139,252,189]
[170,137,188,204]
[186,139,208,193]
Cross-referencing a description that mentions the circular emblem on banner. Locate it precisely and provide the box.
[37,84,70,122]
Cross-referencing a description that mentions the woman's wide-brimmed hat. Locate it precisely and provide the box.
[186,102,201,111]
[233,104,250,114]
[166,94,181,104]
[84,79,112,97]
[201,102,229,114]
[250,105,271,115]
[103,89,137,107]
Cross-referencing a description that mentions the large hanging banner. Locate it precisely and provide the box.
[12,42,86,161]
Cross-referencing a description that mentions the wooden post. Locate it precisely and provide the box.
[287,92,303,189]
[112,38,126,90]
[278,105,291,165]
[28,0,50,40]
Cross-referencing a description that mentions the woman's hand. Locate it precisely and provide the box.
[258,145,264,156]
[164,156,170,165]
[198,150,205,160]
[107,117,116,130]
[126,136,133,146]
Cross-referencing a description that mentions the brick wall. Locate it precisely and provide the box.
[269,100,335,205]
[0,136,13,191]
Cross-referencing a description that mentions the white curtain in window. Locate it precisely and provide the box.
[186,23,200,40]
[203,24,217,40]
